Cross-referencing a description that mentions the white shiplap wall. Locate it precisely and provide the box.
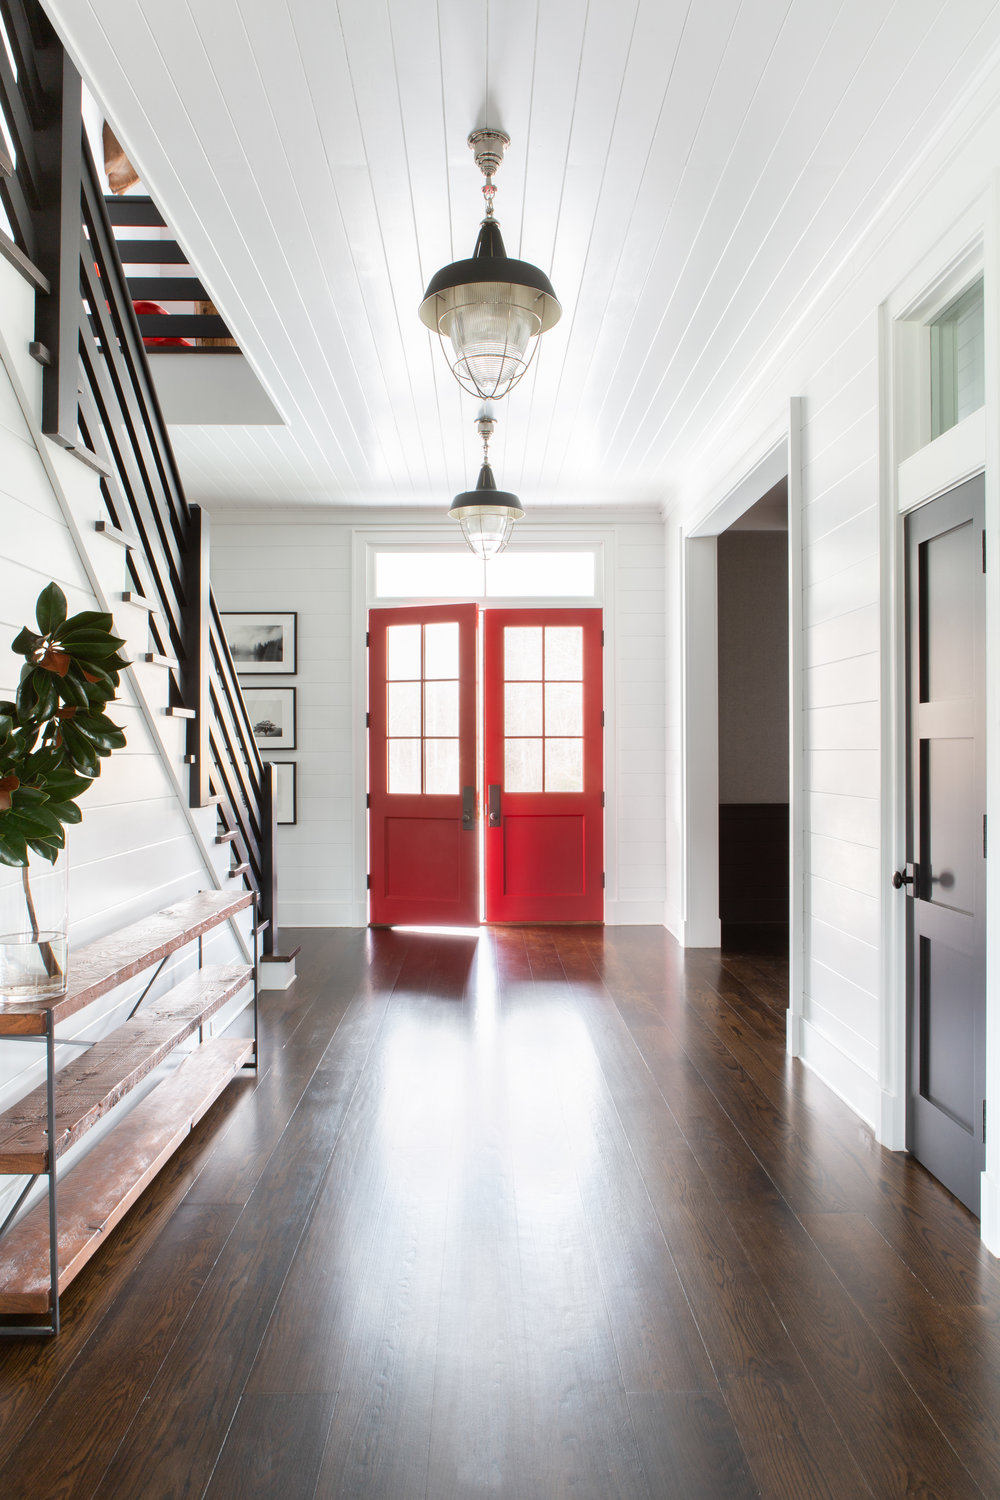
[799,316,882,1104]
[0,255,247,1229]
[210,512,667,927]
[209,519,355,926]
[611,520,667,922]
[670,64,1000,1162]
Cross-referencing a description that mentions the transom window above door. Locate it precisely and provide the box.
[372,548,600,603]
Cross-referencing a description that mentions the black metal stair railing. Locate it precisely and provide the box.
[102,193,237,348]
[0,0,278,953]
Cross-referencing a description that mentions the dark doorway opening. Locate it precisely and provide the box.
[717,479,789,954]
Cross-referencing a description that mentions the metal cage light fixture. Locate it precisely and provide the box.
[449,416,524,559]
[419,129,561,400]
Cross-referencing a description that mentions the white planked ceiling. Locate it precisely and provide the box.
[42,0,1000,513]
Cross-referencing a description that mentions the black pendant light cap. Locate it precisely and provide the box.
[419,218,561,329]
[449,459,524,520]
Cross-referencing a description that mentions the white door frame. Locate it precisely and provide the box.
[880,201,996,1232]
[350,524,624,926]
[681,408,802,1040]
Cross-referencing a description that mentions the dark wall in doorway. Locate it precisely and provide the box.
[717,530,788,803]
[717,529,788,949]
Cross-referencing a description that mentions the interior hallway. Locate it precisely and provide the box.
[0,925,998,1498]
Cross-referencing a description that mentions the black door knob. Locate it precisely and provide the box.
[892,868,914,889]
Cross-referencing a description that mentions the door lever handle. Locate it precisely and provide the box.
[462,785,475,831]
[488,784,501,828]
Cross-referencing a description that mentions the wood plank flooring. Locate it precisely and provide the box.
[2,925,1000,1497]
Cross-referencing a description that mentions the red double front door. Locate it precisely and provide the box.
[368,604,603,925]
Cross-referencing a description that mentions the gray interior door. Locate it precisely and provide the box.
[903,475,986,1214]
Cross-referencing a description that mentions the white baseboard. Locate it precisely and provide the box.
[677,915,722,948]
[278,899,364,927]
[663,905,684,944]
[604,899,668,926]
[879,1088,907,1151]
[258,954,297,989]
[799,1019,880,1131]
[981,1171,1000,1257]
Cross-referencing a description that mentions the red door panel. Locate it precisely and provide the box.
[369,603,478,925]
[483,608,603,922]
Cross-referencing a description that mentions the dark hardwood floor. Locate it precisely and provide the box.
[1,925,1000,1497]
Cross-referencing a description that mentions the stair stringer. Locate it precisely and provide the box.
[0,277,252,970]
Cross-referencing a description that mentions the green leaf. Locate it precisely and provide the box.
[3,805,64,839]
[15,673,38,721]
[11,786,48,806]
[32,672,59,721]
[60,610,114,634]
[56,673,90,709]
[35,582,68,634]
[11,626,42,657]
[40,767,92,799]
[59,723,99,777]
[61,636,128,659]
[26,838,60,863]
[47,799,82,825]
[0,835,28,867]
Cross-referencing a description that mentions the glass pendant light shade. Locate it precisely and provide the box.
[419,136,561,400]
[450,504,521,559]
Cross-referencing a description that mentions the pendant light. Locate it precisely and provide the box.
[419,129,561,400]
[449,416,524,559]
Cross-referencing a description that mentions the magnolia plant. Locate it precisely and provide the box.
[0,583,129,978]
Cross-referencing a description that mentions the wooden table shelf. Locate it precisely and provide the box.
[0,890,260,1334]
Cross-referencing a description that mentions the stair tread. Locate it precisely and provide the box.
[0,963,251,1171]
[94,521,139,549]
[0,1037,254,1313]
[0,891,253,1036]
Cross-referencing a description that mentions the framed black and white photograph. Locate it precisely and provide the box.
[222,611,297,675]
[269,761,297,825]
[243,686,296,750]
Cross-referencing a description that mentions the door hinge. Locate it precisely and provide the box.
[984,813,988,859]
[365,711,370,728]
[984,1098,987,1144]
[366,630,370,646]
[601,630,605,647]
[601,791,605,808]
[366,792,370,808]
[601,709,605,727]
[601,871,605,888]
[983,530,987,573]
[366,873,371,889]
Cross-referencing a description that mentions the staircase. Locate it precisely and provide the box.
[0,0,284,1332]
[0,0,278,952]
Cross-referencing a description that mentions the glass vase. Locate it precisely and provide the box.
[0,849,69,1000]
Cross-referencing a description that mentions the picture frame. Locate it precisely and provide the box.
[221,611,297,675]
[269,761,297,825]
[243,685,296,750]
